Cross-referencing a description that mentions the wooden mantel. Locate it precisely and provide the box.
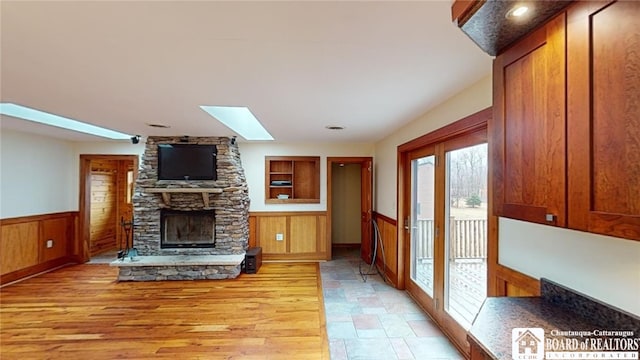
[144,188,223,207]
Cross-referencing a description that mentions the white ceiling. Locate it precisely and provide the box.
[0,1,492,143]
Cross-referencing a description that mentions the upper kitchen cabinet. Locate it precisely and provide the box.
[461,0,640,240]
[566,1,640,241]
[492,13,567,227]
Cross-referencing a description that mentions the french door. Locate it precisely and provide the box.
[401,125,488,354]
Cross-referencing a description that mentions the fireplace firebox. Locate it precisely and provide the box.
[160,210,215,248]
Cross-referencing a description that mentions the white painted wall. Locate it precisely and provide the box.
[373,74,493,218]
[499,218,640,316]
[0,130,76,218]
[240,142,374,212]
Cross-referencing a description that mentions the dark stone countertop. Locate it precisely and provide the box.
[469,297,599,360]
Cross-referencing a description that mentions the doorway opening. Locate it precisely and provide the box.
[398,107,490,356]
[327,157,372,262]
[78,155,138,263]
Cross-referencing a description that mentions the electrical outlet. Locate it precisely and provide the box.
[276,233,284,241]
[46,239,54,248]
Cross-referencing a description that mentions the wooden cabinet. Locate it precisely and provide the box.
[567,0,640,241]
[265,156,320,204]
[493,13,567,227]
[468,337,492,360]
[493,1,640,241]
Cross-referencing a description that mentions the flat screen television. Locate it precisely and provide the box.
[157,144,217,180]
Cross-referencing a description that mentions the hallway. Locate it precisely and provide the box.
[320,248,463,360]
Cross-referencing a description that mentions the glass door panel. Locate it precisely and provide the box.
[410,155,436,297]
[444,143,488,329]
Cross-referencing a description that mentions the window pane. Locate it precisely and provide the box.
[444,143,488,329]
[410,155,436,297]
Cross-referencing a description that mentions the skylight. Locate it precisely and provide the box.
[199,106,274,141]
[0,103,132,140]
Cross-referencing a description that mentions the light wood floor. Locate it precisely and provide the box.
[0,263,328,360]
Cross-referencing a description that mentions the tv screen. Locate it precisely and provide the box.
[158,144,217,180]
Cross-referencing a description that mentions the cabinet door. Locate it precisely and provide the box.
[567,1,640,241]
[492,14,566,226]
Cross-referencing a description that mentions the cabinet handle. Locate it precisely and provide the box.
[545,214,556,222]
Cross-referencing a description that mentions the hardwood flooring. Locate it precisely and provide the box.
[0,263,328,360]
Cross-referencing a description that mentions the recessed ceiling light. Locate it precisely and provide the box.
[506,5,529,18]
[0,103,132,140]
[325,125,345,130]
[146,123,171,128]
[199,106,274,141]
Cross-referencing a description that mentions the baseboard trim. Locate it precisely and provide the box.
[1,257,76,286]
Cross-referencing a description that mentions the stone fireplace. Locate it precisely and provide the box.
[110,136,250,281]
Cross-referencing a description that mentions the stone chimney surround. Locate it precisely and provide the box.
[110,136,250,281]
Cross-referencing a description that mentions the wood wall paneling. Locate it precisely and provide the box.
[251,212,328,261]
[248,215,257,249]
[41,218,68,262]
[0,212,77,284]
[257,216,288,254]
[1,222,40,275]
[317,215,327,255]
[373,212,399,287]
[290,216,317,253]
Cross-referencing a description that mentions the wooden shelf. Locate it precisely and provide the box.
[265,156,320,204]
[144,188,223,207]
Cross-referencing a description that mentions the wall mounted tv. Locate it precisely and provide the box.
[157,144,217,180]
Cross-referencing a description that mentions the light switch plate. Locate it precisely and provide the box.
[276,233,284,241]
[46,239,54,248]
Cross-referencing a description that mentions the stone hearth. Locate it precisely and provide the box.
[110,136,250,281]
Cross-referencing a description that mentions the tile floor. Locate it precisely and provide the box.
[320,247,463,360]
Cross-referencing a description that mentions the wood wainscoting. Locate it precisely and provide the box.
[373,212,400,288]
[0,211,77,285]
[249,212,328,261]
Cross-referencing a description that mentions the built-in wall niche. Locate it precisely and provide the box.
[265,156,320,204]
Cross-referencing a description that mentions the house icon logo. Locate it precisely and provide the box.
[512,328,545,360]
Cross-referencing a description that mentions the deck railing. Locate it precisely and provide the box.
[415,218,487,260]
